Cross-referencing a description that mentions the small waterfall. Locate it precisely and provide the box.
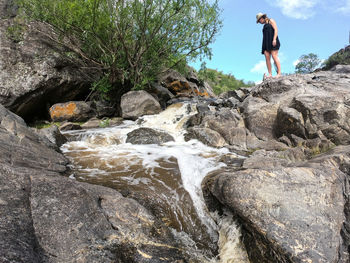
[214,211,250,263]
[61,102,249,262]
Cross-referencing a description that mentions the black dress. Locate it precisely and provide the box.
[261,21,280,54]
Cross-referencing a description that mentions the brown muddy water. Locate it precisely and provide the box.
[61,103,250,262]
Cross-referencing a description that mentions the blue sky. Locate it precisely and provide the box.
[190,0,350,83]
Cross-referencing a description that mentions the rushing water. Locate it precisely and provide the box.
[61,103,250,262]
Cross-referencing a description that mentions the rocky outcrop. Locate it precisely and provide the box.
[121,90,162,120]
[201,69,350,263]
[126,127,174,145]
[0,103,68,262]
[185,127,226,147]
[323,45,350,70]
[36,124,67,148]
[186,103,287,152]
[251,71,350,145]
[205,145,350,263]
[0,104,195,262]
[331,64,350,74]
[146,83,175,109]
[0,1,101,122]
[159,69,215,98]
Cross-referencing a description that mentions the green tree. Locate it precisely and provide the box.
[18,0,222,98]
[198,65,253,95]
[295,53,321,73]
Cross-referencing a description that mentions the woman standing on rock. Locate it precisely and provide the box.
[256,13,281,78]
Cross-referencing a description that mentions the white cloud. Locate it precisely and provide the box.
[267,0,350,18]
[267,0,318,19]
[250,60,266,74]
[337,0,350,14]
[293,59,300,67]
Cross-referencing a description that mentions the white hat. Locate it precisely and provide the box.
[256,12,266,23]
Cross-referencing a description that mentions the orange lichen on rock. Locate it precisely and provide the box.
[50,102,77,121]
[169,80,191,92]
[194,90,209,97]
[168,80,210,97]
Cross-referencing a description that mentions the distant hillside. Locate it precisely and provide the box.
[323,45,350,70]
[198,68,254,95]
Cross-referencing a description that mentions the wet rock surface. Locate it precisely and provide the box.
[0,104,195,262]
[30,174,190,263]
[126,127,175,145]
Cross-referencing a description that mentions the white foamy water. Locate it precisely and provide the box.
[61,102,249,262]
[214,211,250,263]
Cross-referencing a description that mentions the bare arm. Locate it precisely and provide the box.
[270,19,278,45]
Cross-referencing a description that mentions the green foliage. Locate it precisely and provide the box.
[295,53,321,74]
[17,0,222,96]
[99,118,110,128]
[92,74,113,100]
[323,45,350,70]
[198,63,253,95]
[6,18,27,42]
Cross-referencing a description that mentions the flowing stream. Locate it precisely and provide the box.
[61,103,250,262]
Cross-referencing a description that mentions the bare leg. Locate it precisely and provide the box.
[271,50,281,77]
[264,51,272,77]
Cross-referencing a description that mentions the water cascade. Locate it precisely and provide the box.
[61,103,250,262]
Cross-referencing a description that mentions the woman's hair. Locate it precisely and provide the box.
[262,15,270,23]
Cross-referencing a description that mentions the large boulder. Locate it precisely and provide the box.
[36,124,67,148]
[49,101,95,122]
[121,90,162,120]
[0,4,101,122]
[126,127,174,145]
[205,145,350,263]
[240,97,279,141]
[185,127,226,147]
